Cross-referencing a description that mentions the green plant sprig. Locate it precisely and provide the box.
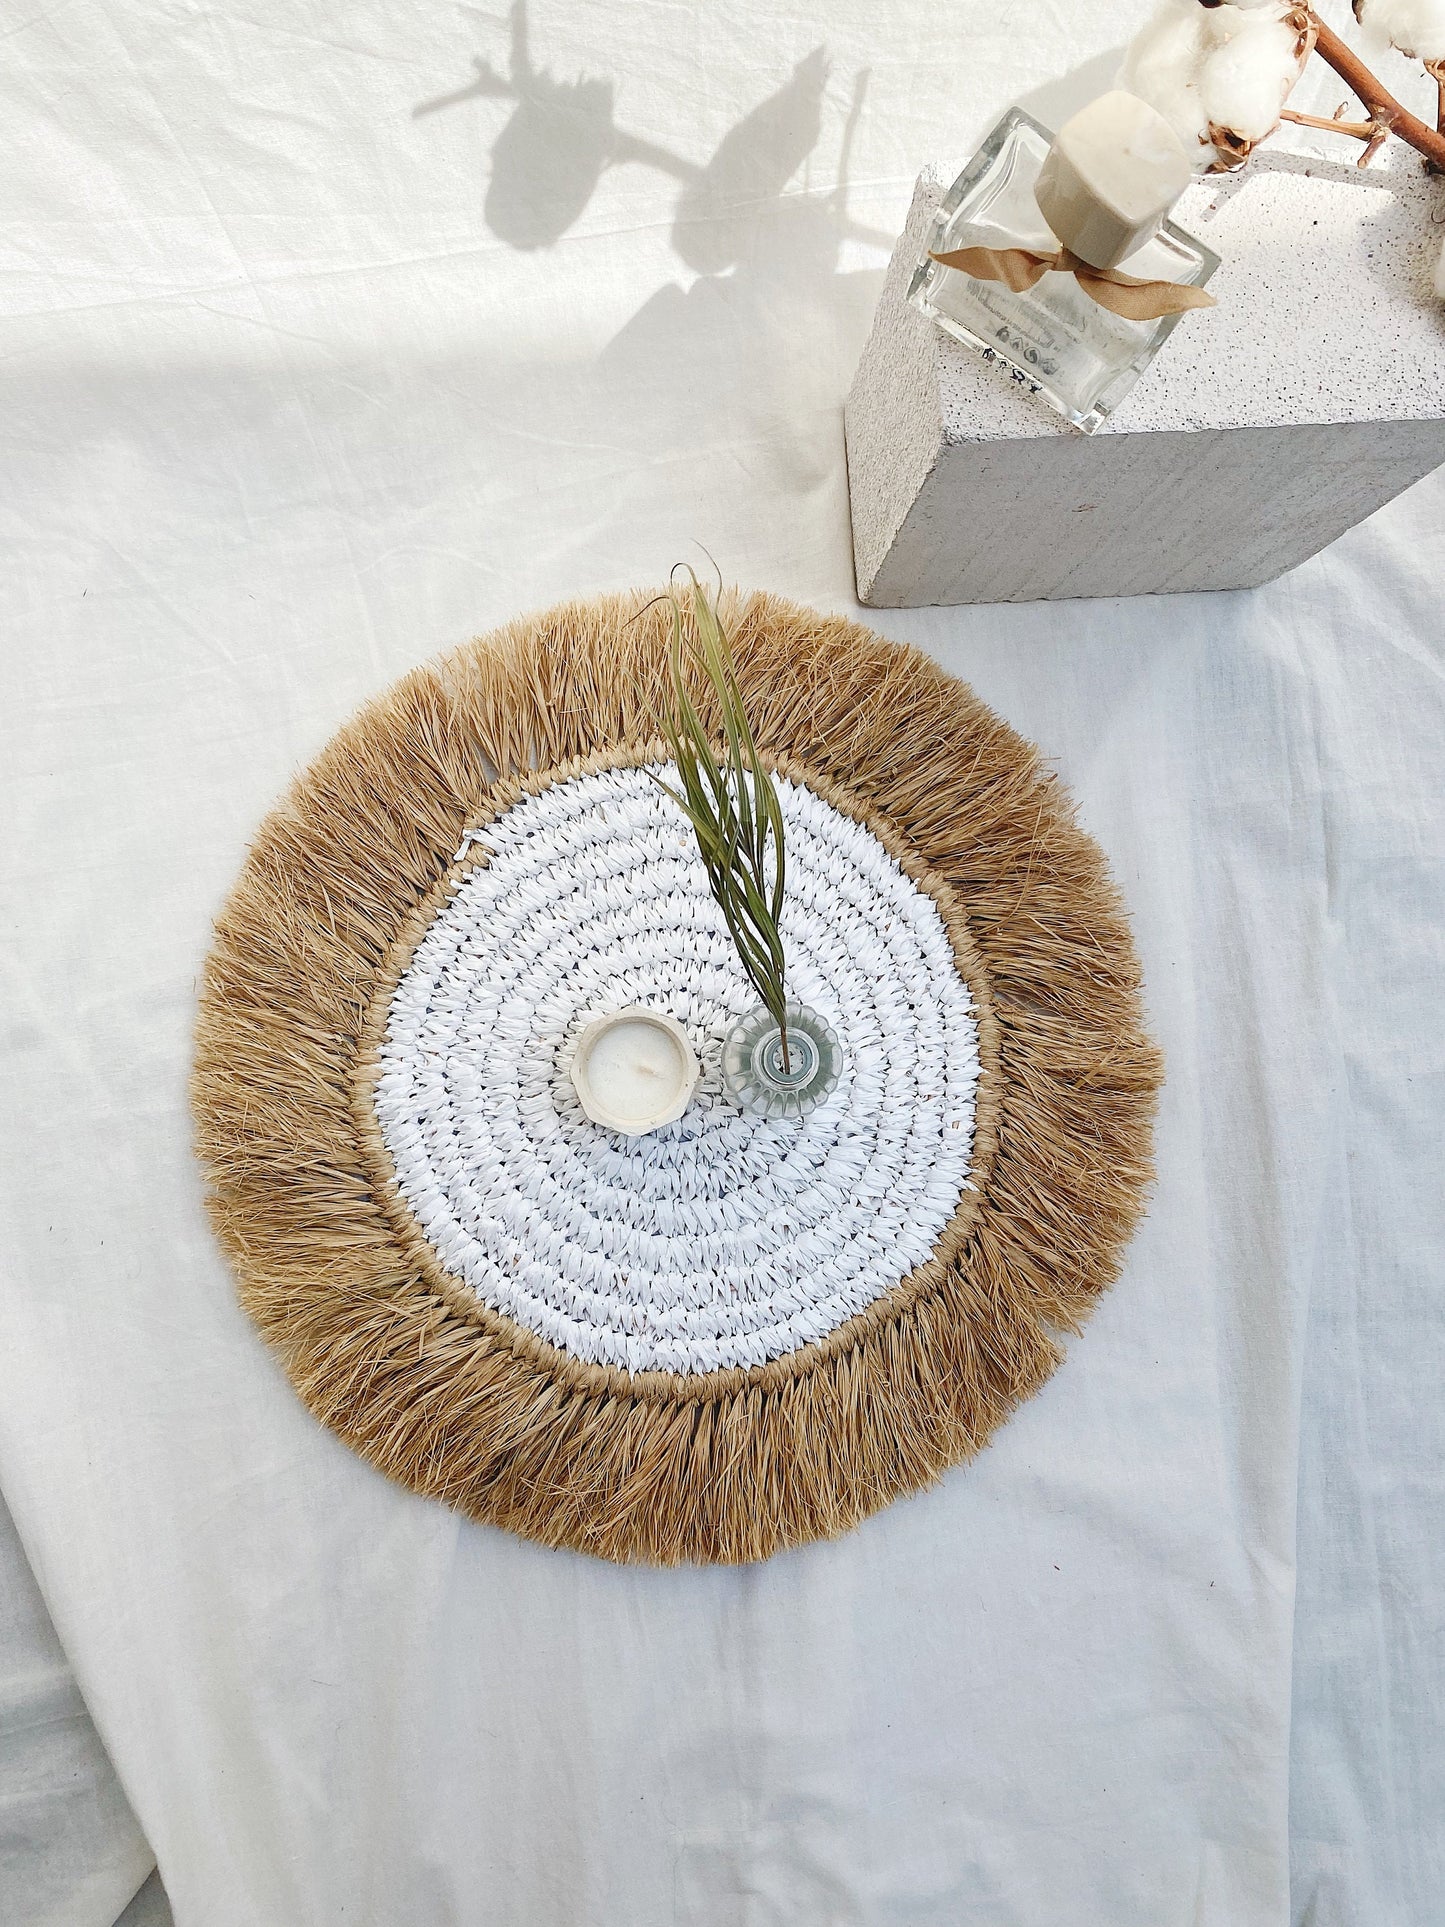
[651,569,791,1068]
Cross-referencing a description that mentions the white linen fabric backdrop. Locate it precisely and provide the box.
[1,1,1441,1922]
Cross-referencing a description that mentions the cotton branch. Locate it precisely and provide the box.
[1304,10,1445,169]
[1279,104,1391,161]
[1128,1,1445,173]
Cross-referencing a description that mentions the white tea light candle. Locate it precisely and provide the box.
[1033,91,1193,270]
[569,1008,699,1136]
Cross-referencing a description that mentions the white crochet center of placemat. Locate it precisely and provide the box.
[374,765,980,1376]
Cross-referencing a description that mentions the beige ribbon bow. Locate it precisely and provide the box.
[930,243,1216,322]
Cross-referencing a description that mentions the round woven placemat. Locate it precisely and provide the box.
[194,591,1161,1564]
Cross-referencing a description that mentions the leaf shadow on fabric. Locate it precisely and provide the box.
[415,4,894,500]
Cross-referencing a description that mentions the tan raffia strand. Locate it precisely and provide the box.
[192,590,1163,1564]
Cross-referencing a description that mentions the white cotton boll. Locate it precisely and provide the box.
[1354,0,1445,62]
[1436,232,1445,300]
[1203,4,1287,26]
[1118,0,1219,158]
[1200,10,1305,140]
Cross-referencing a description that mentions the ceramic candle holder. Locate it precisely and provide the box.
[568,1008,700,1136]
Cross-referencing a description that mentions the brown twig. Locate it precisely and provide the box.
[1280,106,1376,139]
[1279,105,1391,163]
[1304,11,1445,170]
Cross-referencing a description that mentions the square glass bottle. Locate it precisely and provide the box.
[907,106,1219,433]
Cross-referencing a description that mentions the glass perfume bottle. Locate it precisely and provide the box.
[908,105,1219,433]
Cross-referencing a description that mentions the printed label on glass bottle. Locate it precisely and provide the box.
[965,283,1062,376]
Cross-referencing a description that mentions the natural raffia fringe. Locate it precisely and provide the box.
[192,590,1163,1564]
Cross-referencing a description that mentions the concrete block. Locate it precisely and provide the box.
[845,148,1445,606]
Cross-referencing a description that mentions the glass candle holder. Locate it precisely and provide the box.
[907,106,1219,433]
[722,1001,843,1120]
